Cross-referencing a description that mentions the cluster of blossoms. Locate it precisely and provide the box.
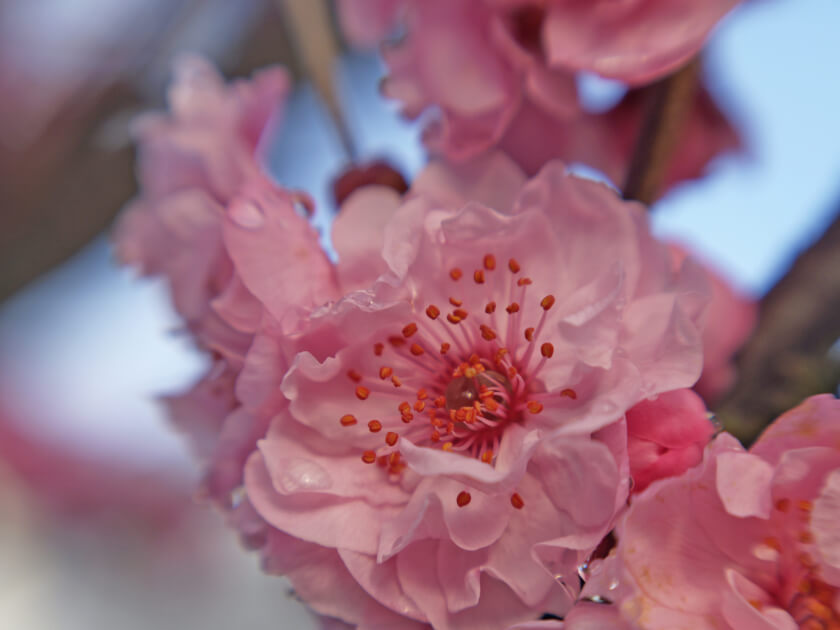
[114,2,838,629]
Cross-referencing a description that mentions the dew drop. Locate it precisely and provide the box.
[608,578,619,591]
[751,542,780,562]
[278,458,332,492]
[229,198,265,229]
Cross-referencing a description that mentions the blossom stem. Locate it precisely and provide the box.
[622,57,700,206]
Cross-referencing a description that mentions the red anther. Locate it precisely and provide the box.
[391,375,402,387]
[453,308,469,320]
[414,400,426,412]
[368,420,382,432]
[775,498,790,512]
[347,369,362,383]
[410,343,425,356]
[508,259,521,273]
[474,270,485,284]
[469,353,481,365]
[455,408,467,421]
[426,305,441,319]
[799,500,814,512]
[388,335,405,347]
[355,386,370,400]
[510,493,525,509]
[483,254,497,270]
[527,401,543,414]
[456,491,472,507]
[450,268,463,281]
[508,366,518,378]
[480,451,493,463]
[434,396,446,408]
[465,408,476,423]
[447,313,462,324]
[377,455,388,467]
[385,432,399,446]
[541,342,554,358]
[485,301,496,314]
[440,342,451,354]
[447,421,455,433]
[417,388,428,400]
[541,295,556,310]
[524,327,534,341]
[379,366,393,379]
[340,414,358,426]
[484,398,499,412]
[442,442,453,451]
[399,401,412,414]
[560,388,577,399]
[402,322,418,337]
[449,297,463,307]
[401,413,413,423]
[480,325,497,341]
[431,417,444,428]
[517,277,532,286]
[389,452,401,467]
[362,451,377,464]
[506,302,520,314]
[373,342,384,356]
[431,430,441,442]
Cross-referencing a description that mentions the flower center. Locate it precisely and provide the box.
[339,252,579,508]
[756,498,840,628]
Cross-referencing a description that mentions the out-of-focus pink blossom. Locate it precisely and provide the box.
[669,245,757,402]
[339,0,739,191]
[115,57,336,505]
[625,388,714,493]
[239,156,708,628]
[586,394,840,630]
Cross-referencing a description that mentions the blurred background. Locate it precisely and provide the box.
[1,0,839,627]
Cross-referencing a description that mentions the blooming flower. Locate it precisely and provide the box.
[625,388,715,493]
[586,394,840,630]
[115,57,335,504]
[338,0,739,191]
[237,156,708,628]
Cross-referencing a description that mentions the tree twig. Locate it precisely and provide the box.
[622,59,700,205]
[716,203,840,444]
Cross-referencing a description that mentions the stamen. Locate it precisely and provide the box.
[541,343,554,358]
[368,420,382,432]
[480,325,497,341]
[456,491,472,507]
[340,414,357,426]
[391,375,403,387]
[347,370,362,383]
[417,389,428,400]
[480,451,493,463]
[362,451,377,464]
[440,342,451,354]
[517,277,532,286]
[526,401,543,414]
[426,305,441,319]
[388,335,405,348]
[485,301,496,314]
[449,297,463,307]
[373,343,384,356]
[355,386,370,400]
[474,270,485,284]
[561,388,577,399]
[510,493,525,509]
[450,268,463,281]
[508,258,521,273]
[541,295,556,310]
[524,327,534,341]
[453,308,469,320]
[442,442,453,451]
[447,313,462,324]
[379,366,393,379]
[775,498,791,512]
[402,323,418,337]
[410,343,425,356]
[483,254,496,270]
[385,432,399,446]
[506,302,520,314]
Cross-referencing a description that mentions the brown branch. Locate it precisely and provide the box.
[716,202,840,444]
[622,58,700,205]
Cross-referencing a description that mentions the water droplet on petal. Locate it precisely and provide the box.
[608,578,619,591]
[577,562,590,581]
[278,458,332,492]
[229,198,265,229]
[752,542,780,562]
[707,412,724,436]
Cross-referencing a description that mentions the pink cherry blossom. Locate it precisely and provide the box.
[115,57,336,505]
[339,0,739,188]
[240,157,708,628]
[625,388,714,493]
[669,244,757,402]
[586,394,840,630]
